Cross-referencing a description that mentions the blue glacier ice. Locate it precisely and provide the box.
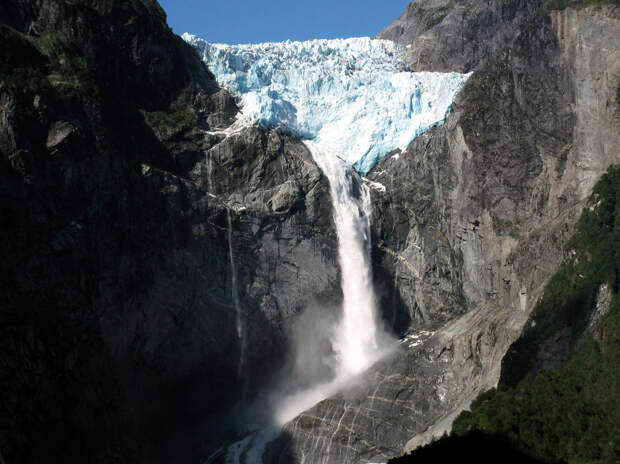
[183,34,471,174]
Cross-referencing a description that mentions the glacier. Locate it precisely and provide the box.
[183,35,471,174]
[182,35,472,462]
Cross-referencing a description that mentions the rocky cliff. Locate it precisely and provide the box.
[378,0,541,72]
[0,1,339,462]
[439,166,620,464]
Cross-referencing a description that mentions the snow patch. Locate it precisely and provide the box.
[401,330,435,349]
[364,178,387,193]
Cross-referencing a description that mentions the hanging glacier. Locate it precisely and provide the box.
[183,35,471,174]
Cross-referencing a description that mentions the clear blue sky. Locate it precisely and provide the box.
[158,0,410,44]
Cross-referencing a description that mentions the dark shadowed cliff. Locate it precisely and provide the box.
[0,1,339,462]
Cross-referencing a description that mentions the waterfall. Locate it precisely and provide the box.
[227,209,247,388]
[273,141,388,426]
[271,142,390,425]
[305,141,384,377]
[221,143,390,463]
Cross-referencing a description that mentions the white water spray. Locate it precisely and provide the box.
[221,143,391,463]
[271,141,390,428]
[305,141,384,377]
[270,142,390,425]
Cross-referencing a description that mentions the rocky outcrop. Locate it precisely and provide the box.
[586,284,613,338]
[275,2,620,461]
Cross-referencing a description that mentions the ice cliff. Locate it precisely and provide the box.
[183,35,471,173]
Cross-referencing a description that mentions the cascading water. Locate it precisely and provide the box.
[271,141,389,429]
[220,143,388,464]
[186,34,472,463]
[227,209,247,389]
[306,141,383,377]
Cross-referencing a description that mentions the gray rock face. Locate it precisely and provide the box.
[273,3,620,462]
[105,127,340,463]
[0,2,339,462]
[269,304,515,463]
[587,284,613,339]
[378,0,541,72]
[121,125,339,411]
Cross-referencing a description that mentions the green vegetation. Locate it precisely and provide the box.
[30,32,90,90]
[389,430,546,463]
[504,166,620,386]
[0,26,50,91]
[0,24,93,96]
[451,165,620,463]
[64,0,163,16]
[0,26,48,72]
[453,304,619,463]
[140,105,197,134]
[491,216,522,240]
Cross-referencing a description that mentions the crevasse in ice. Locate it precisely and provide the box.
[183,34,471,174]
